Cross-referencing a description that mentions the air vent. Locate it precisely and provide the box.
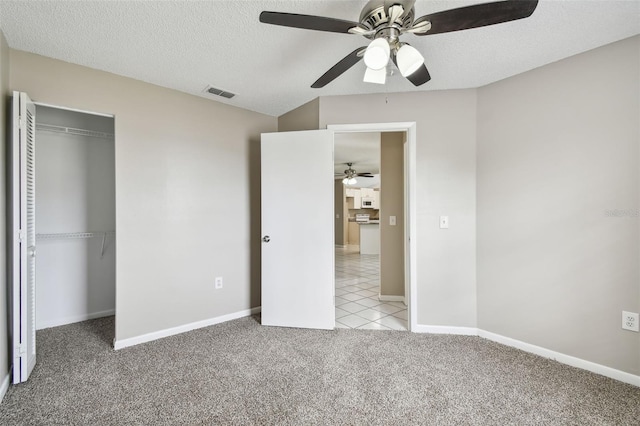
[204,85,236,99]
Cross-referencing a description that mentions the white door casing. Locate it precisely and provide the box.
[11,91,37,384]
[328,123,417,331]
[261,130,335,329]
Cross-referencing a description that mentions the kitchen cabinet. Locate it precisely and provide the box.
[360,188,375,197]
[345,187,357,197]
[354,189,361,209]
[348,221,360,245]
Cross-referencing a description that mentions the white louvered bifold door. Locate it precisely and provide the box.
[11,91,37,384]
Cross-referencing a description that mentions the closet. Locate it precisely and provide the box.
[34,105,115,330]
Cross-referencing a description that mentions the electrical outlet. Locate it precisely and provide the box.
[622,311,639,332]
[215,277,223,290]
[440,216,449,229]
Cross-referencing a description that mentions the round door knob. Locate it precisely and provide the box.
[262,236,270,243]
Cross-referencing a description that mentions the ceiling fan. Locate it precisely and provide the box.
[338,163,375,185]
[260,0,538,88]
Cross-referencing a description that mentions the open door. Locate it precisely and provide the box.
[10,91,37,383]
[261,130,335,329]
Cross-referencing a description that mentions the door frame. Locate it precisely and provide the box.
[328,122,417,332]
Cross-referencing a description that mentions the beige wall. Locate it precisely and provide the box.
[9,50,277,343]
[334,180,345,245]
[477,36,640,375]
[0,30,9,385]
[277,98,319,132]
[319,91,478,327]
[380,132,405,297]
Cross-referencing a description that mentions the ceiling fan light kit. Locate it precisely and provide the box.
[259,0,539,88]
[363,66,387,85]
[396,44,425,77]
[363,37,391,70]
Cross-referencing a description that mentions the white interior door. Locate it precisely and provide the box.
[11,91,37,384]
[261,130,334,329]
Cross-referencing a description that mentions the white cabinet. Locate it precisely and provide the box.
[360,188,375,197]
[345,187,379,210]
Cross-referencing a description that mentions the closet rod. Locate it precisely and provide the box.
[35,123,114,140]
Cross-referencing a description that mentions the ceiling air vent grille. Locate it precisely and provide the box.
[204,85,235,99]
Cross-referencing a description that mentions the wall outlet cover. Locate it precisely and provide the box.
[622,311,639,332]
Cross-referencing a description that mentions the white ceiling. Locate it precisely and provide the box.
[1,1,638,117]
[334,132,380,176]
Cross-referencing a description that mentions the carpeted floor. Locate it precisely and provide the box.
[0,316,638,425]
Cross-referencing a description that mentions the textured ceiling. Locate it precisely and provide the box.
[1,1,638,117]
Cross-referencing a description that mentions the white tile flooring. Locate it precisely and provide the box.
[335,246,408,331]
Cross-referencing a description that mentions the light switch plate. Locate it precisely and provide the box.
[390,216,396,226]
[440,216,449,229]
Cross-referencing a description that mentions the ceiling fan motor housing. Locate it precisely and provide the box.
[360,0,415,29]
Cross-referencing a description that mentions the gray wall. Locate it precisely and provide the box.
[10,49,277,343]
[380,132,405,297]
[477,36,640,375]
[277,98,319,132]
[319,91,478,327]
[0,29,9,387]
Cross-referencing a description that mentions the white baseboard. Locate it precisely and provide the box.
[37,309,116,330]
[412,324,479,335]
[378,294,405,303]
[412,324,639,387]
[0,372,10,403]
[477,329,640,388]
[334,244,346,248]
[114,306,261,350]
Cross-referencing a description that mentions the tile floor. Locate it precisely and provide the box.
[335,246,408,331]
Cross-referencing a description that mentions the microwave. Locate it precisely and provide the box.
[361,197,375,208]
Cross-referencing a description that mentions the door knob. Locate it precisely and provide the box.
[262,235,270,243]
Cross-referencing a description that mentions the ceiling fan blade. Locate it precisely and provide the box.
[414,0,538,36]
[260,11,361,34]
[312,47,366,88]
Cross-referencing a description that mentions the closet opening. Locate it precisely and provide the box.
[33,103,116,339]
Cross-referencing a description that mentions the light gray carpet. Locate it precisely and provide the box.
[0,316,638,425]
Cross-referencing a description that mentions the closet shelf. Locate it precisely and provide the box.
[36,231,115,240]
[36,231,115,258]
[35,123,114,140]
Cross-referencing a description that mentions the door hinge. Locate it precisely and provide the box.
[18,116,24,128]
[15,344,25,356]
[17,229,24,242]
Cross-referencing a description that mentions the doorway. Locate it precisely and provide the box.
[10,92,116,384]
[259,123,416,332]
[333,130,408,330]
[327,122,417,330]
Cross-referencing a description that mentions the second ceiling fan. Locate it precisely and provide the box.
[260,0,539,88]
